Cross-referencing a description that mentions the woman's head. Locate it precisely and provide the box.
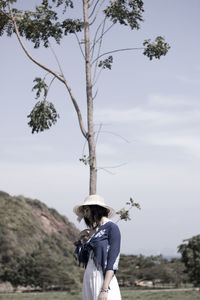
[82,205,109,228]
[73,194,115,223]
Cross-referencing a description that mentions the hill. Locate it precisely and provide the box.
[0,190,82,291]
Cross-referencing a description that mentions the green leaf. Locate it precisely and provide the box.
[116,208,131,221]
[27,101,59,134]
[32,77,48,99]
[62,18,83,35]
[104,0,144,30]
[116,197,141,222]
[143,36,170,60]
[98,56,113,70]
[50,0,73,9]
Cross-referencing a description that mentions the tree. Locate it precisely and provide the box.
[0,248,81,291]
[178,234,200,287]
[0,0,170,194]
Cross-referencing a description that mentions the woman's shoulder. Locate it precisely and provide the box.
[105,220,120,231]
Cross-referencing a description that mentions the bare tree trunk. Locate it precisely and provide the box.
[83,0,97,195]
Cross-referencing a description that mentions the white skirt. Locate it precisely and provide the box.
[82,255,121,300]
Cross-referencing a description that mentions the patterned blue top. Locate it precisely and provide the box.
[74,221,121,276]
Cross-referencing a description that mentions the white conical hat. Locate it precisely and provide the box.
[73,194,115,222]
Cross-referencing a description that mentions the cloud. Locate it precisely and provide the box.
[95,107,177,124]
[94,94,200,161]
[95,94,200,126]
[148,94,200,110]
[146,135,200,159]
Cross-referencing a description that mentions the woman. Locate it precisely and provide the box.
[73,194,122,300]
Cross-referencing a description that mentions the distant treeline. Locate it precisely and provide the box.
[118,254,189,287]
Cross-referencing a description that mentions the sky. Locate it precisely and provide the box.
[0,0,200,256]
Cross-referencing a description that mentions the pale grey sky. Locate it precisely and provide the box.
[1,0,200,256]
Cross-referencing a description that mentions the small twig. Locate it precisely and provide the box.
[90,0,120,54]
[98,168,115,175]
[92,47,145,64]
[92,66,103,86]
[92,89,98,100]
[89,0,101,18]
[91,23,114,52]
[98,162,128,175]
[100,130,130,143]
[88,0,95,8]
[44,76,56,102]
[91,21,103,59]
[89,0,106,25]
[98,162,128,170]
[92,17,106,82]
[74,32,85,58]
[95,123,103,145]
[49,41,65,79]
[81,139,88,158]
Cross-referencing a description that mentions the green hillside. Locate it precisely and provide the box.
[0,191,190,293]
[0,191,82,291]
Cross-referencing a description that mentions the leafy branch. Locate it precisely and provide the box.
[116,197,141,222]
[27,101,59,134]
[98,55,113,70]
[143,36,170,60]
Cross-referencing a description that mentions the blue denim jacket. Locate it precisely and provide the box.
[74,221,121,276]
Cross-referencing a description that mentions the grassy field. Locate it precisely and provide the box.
[0,289,200,300]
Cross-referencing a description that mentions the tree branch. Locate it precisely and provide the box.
[91,20,103,58]
[98,162,128,170]
[100,130,130,143]
[63,79,88,139]
[44,76,56,102]
[95,123,103,145]
[0,7,12,20]
[98,168,115,175]
[92,17,106,82]
[91,23,114,53]
[74,32,85,58]
[89,0,101,18]
[88,0,95,8]
[49,41,66,79]
[92,47,145,64]
[92,66,103,86]
[92,88,98,100]
[49,42,88,138]
[8,2,87,139]
[89,0,106,25]
[7,2,64,83]
[98,162,128,174]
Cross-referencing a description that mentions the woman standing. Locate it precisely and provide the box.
[73,194,122,300]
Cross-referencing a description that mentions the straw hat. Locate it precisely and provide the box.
[73,194,115,222]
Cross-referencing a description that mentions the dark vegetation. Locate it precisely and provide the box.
[0,191,192,293]
[179,235,200,287]
[118,254,189,288]
[0,190,82,292]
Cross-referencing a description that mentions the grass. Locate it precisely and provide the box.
[0,289,200,300]
[0,292,82,300]
[121,289,200,300]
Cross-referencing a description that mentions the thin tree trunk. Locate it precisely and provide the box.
[83,0,97,195]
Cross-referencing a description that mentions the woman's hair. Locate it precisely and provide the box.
[83,205,109,228]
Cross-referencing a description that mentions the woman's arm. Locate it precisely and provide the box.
[98,270,114,300]
[98,223,121,300]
